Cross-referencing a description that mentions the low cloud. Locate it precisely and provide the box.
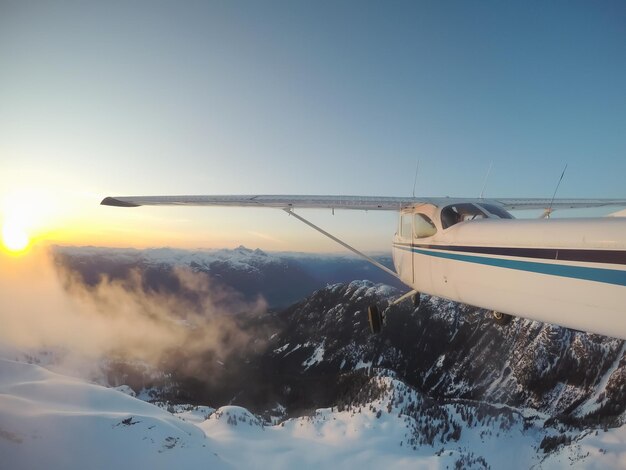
[0,246,269,384]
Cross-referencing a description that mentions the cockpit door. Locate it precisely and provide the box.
[411,210,438,294]
[395,212,414,284]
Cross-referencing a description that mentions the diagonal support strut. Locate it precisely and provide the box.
[283,208,401,281]
[389,289,418,306]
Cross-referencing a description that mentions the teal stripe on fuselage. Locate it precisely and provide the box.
[393,244,626,287]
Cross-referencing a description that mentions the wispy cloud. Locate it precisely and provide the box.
[247,231,285,244]
[0,247,269,381]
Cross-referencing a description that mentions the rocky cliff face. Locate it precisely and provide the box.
[260,281,625,427]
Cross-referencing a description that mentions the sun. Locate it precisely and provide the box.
[2,221,30,253]
[1,188,57,254]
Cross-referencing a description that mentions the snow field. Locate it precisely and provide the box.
[2,359,626,469]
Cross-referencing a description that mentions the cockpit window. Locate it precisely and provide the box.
[441,203,515,229]
[440,203,488,229]
[413,213,437,238]
[478,203,514,219]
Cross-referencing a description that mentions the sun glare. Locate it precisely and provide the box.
[2,221,30,253]
[0,188,59,254]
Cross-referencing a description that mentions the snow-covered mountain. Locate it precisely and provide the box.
[260,281,626,424]
[52,247,626,424]
[6,245,624,467]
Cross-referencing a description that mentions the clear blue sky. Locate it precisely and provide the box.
[1,1,625,251]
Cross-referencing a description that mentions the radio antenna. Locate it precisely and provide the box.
[412,160,420,198]
[479,160,493,199]
[545,163,568,219]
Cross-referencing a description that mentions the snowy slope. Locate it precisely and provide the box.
[2,359,625,469]
[198,374,536,469]
[0,359,228,470]
[541,427,626,469]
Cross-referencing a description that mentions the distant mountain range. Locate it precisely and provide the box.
[53,245,404,308]
[4,245,624,468]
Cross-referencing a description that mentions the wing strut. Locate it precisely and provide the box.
[283,209,401,281]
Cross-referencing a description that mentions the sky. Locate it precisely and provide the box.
[1,0,625,252]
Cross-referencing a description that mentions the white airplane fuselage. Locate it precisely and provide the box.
[391,203,626,338]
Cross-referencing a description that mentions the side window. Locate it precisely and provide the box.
[440,205,461,229]
[401,214,412,239]
[441,204,488,229]
[479,203,514,219]
[413,214,437,238]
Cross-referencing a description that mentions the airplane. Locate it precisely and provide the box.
[101,195,626,340]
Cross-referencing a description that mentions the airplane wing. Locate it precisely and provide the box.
[101,195,626,211]
[491,198,626,211]
[101,195,427,210]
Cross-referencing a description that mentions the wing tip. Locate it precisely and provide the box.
[101,197,140,207]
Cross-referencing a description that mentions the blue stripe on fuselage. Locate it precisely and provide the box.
[393,244,626,287]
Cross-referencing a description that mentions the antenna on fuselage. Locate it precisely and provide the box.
[412,160,420,199]
[543,163,568,219]
[479,160,493,199]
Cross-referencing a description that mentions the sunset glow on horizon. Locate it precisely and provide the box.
[1,2,625,254]
[0,182,396,253]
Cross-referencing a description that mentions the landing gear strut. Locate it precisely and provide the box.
[492,310,513,325]
[368,290,421,334]
[368,305,384,334]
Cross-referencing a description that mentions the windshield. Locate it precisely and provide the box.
[413,213,437,238]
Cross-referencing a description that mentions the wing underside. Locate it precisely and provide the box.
[101,195,626,211]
